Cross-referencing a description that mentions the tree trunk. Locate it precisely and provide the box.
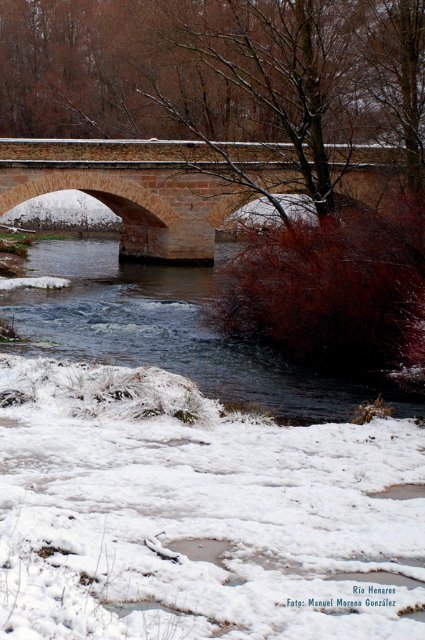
[398,0,423,192]
[296,0,334,214]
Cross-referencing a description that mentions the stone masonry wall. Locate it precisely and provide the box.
[0,140,404,263]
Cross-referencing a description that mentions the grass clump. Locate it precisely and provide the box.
[0,389,31,407]
[34,232,67,241]
[0,316,21,342]
[173,409,197,424]
[0,231,67,259]
[0,235,33,258]
[0,257,25,277]
[221,401,276,426]
[352,396,393,424]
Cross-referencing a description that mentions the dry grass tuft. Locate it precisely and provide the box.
[0,316,20,341]
[352,396,393,424]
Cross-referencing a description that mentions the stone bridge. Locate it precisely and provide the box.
[0,139,402,265]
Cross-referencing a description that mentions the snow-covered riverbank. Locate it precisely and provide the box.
[2,190,121,232]
[0,355,424,639]
[0,276,70,291]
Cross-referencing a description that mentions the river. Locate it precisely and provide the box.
[0,238,422,422]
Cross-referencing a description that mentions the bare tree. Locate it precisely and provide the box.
[357,0,425,191]
[141,0,358,220]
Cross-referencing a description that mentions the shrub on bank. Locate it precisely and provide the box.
[208,194,425,371]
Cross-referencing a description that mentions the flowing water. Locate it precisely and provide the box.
[0,239,423,422]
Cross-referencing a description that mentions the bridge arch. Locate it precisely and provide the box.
[0,171,177,228]
[0,171,215,264]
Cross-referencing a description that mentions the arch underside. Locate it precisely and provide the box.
[82,190,165,227]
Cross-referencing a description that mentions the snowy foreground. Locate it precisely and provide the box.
[0,355,424,639]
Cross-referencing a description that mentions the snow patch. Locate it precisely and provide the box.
[0,137,399,149]
[2,190,121,229]
[0,276,70,291]
[227,194,319,228]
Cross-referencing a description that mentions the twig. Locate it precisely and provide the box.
[0,224,36,234]
[144,537,182,564]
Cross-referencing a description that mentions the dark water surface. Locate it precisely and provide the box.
[0,239,423,422]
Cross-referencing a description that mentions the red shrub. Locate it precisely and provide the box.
[403,299,425,368]
[393,291,425,392]
[208,194,425,371]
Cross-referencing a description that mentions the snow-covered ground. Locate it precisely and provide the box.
[227,194,319,229]
[0,355,424,638]
[2,191,121,230]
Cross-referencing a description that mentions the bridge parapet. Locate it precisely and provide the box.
[0,139,401,168]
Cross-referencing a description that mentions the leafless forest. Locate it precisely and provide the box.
[0,1,423,190]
